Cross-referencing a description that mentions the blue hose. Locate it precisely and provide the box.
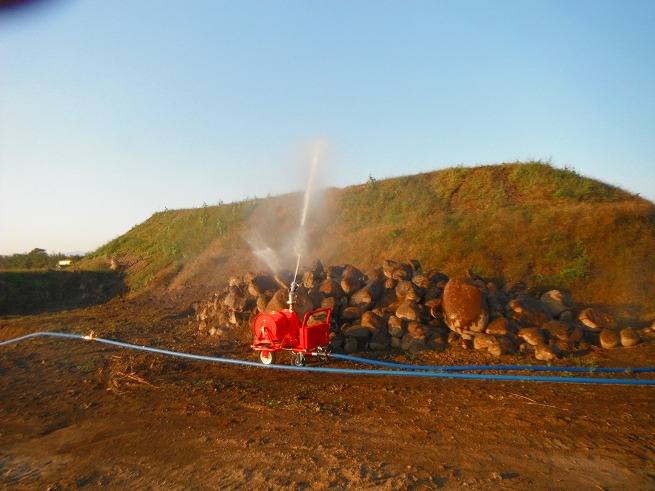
[1,331,654,386]
[330,353,655,373]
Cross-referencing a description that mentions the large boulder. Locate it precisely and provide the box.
[442,277,489,333]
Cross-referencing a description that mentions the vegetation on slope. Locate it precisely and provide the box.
[81,161,654,324]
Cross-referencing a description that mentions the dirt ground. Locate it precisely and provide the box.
[1,296,654,490]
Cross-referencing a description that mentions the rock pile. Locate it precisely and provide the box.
[194,259,646,360]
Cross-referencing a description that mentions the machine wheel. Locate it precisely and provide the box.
[259,350,276,365]
[291,353,306,367]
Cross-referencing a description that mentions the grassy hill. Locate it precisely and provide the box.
[83,161,655,325]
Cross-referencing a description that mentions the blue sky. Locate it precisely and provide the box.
[1,0,653,255]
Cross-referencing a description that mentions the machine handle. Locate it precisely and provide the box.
[301,307,332,328]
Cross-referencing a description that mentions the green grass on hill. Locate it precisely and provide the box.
[81,161,655,325]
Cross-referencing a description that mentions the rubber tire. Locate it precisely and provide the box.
[259,350,276,365]
[291,353,306,367]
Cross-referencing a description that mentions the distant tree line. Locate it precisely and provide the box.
[0,248,84,270]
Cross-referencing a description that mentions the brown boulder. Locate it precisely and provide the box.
[341,275,363,296]
[302,270,322,290]
[387,315,404,338]
[396,280,423,303]
[406,322,430,341]
[223,286,247,311]
[517,327,545,346]
[486,317,510,336]
[412,274,431,289]
[361,311,385,332]
[534,344,560,361]
[350,283,382,310]
[473,333,495,351]
[341,306,362,322]
[364,267,386,285]
[343,325,371,340]
[369,328,390,351]
[424,298,443,319]
[507,297,552,327]
[540,290,574,318]
[442,277,489,333]
[578,308,615,330]
[542,320,570,342]
[319,279,343,297]
[247,274,279,296]
[600,329,620,349]
[382,260,412,281]
[620,327,640,347]
[343,336,359,353]
[396,301,423,322]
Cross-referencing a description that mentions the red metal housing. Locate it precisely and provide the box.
[251,307,331,365]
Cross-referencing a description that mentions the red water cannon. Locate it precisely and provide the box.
[251,285,331,366]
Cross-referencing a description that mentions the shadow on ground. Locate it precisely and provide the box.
[0,270,127,316]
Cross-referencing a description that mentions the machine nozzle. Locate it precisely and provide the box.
[287,281,299,309]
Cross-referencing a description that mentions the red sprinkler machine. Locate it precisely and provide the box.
[251,281,332,366]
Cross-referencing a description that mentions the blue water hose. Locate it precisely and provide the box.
[329,353,655,373]
[1,331,654,386]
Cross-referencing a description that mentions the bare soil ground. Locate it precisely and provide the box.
[1,296,654,490]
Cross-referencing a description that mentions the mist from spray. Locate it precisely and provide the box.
[292,141,327,283]
[250,243,282,274]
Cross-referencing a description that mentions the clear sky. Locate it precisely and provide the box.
[1,0,654,255]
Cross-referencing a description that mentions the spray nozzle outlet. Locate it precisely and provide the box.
[287,281,299,308]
